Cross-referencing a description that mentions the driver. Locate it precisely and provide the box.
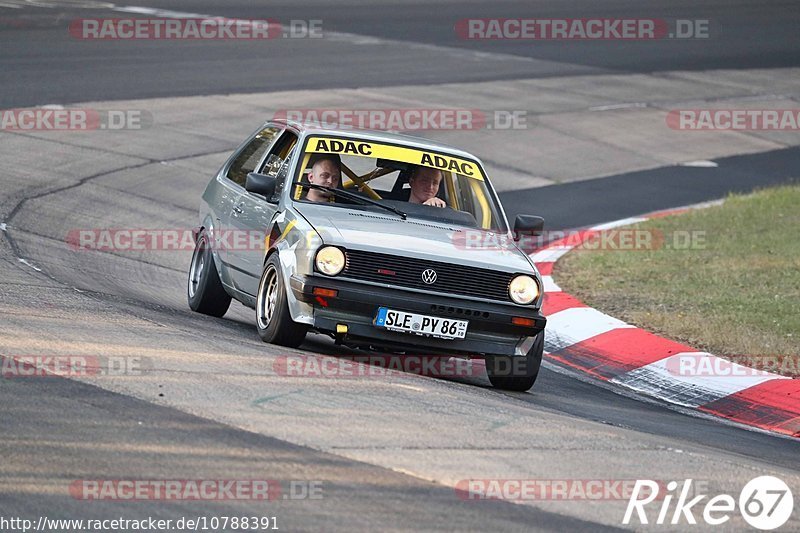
[408,166,446,208]
[305,154,341,202]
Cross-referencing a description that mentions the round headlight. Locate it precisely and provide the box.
[509,275,540,305]
[315,246,345,276]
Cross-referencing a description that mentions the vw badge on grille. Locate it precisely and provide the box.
[421,268,437,285]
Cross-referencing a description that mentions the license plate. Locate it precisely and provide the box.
[374,307,468,340]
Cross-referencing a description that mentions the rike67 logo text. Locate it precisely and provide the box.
[624,476,793,530]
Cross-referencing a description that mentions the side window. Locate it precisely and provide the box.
[226,126,281,186]
[259,131,298,200]
[272,147,295,200]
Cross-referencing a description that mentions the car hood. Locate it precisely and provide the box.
[295,204,537,275]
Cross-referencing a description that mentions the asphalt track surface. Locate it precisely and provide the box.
[1,1,800,531]
[499,146,800,230]
[2,0,800,107]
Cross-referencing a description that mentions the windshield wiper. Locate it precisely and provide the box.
[292,181,407,220]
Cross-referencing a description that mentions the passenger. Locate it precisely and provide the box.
[305,154,341,202]
[408,166,446,208]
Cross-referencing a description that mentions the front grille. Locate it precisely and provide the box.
[342,250,514,302]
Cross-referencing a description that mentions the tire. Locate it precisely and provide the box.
[187,231,232,317]
[486,331,544,392]
[255,254,308,347]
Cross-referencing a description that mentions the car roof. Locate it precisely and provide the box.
[270,118,483,163]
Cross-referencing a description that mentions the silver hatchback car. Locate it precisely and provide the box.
[188,119,547,391]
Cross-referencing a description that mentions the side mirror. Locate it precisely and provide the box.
[245,172,278,201]
[513,215,544,239]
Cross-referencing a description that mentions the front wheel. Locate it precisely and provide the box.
[486,331,544,392]
[256,255,308,347]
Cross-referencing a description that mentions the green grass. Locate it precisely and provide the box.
[556,184,800,376]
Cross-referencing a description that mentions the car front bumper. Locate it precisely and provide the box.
[290,274,546,357]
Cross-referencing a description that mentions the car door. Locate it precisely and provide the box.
[228,129,299,296]
[214,125,281,280]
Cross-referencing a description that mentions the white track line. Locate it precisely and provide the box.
[530,246,572,263]
[540,275,561,293]
[544,307,633,351]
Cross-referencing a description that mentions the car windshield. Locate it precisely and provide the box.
[292,135,509,232]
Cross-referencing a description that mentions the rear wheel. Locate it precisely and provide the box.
[486,331,544,392]
[187,231,231,317]
[256,255,308,347]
